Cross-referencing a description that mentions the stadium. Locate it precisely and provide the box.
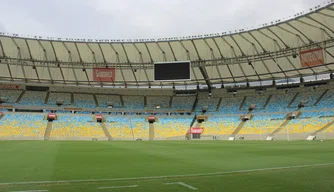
[0,1,334,191]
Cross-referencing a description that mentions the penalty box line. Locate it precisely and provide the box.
[0,162,333,186]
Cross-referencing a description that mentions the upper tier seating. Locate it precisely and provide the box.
[146,96,170,109]
[73,94,96,108]
[0,90,22,103]
[0,113,46,137]
[123,96,144,109]
[317,89,334,109]
[196,98,219,112]
[19,91,47,106]
[96,95,122,108]
[264,93,295,112]
[290,90,324,109]
[242,95,268,111]
[172,96,196,110]
[48,92,72,105]
[218,97,243,114]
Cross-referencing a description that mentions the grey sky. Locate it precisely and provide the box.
[0,0,326,39]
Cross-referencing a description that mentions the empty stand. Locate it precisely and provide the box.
[146,96,170,109]
[172,96,196,110]
[95,95,122,108]
[0,113,46,139]
[19,91,47,106]
[314,89,328,106]
[0,90,23,103]
[123,96,144,109]
[287,92,300,108]
[48,92,72,106]
[242,95,268,110]
[73,94,96,108]
[51,115,105,139]
[314,120,334,134]
[219,97,243,114]
[196,98,219,112]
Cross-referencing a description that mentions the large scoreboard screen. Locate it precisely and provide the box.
[154,61,191,81]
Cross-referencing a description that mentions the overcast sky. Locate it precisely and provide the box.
[0,0,327,39]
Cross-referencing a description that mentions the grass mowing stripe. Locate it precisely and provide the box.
[1,162,333,186]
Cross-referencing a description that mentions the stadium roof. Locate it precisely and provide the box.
[0,2,334,88]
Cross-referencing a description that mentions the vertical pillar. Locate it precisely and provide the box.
[149,122,155,140]
[147,116,156,140]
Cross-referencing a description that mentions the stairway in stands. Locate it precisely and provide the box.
[270,119,292,136]
[44,122,53,140]
[314,89,328,106]
[100,123,112,140]
[315,120,334,134]
[16,90,26,103]
[287,92,300,108]
[231,121,247,136]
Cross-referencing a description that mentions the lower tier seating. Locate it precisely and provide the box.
[0,113,333,139]
[0,113,46,137]
[51,115,105,138]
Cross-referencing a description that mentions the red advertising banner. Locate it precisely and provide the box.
[148,116,156,121]
[93,68,116,82]
[190,128,204,134]
[96,114,103,119]
[48,113,56,118]
[300,48,324,68]
[0,84,20,90]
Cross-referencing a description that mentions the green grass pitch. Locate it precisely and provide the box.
[0,140,333,192]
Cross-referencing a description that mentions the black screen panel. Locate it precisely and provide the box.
[154,62,191,81]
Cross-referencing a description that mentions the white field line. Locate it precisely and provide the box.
[0,162,333,186]
[178,182,198,190]
[10,190,48,192]
[98,185,138,189]
[165,182,198,190]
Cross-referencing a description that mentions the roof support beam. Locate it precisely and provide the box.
[109,44,127,87]
[25,39,40,82]
[50,41,66,84]
[11,38,27,83]
[265,28,289,48]
[74,43,91,85]
[133,43,151,87]
[37,40,53,84]
[167,42,177,61]
[97,44,107,64]
[239,34,274,79]
[62,42,78,85]
[156,42,167,61]
[191,40,212,89]
[203,39,223,83]
[0,39,13,81]
[248,32,267,52]
[306,16,334,36]
[212,38,236,82]
[285,23,313,43]
[220,37,242,82]
[179,41,200,86]
[121,44,139,87]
